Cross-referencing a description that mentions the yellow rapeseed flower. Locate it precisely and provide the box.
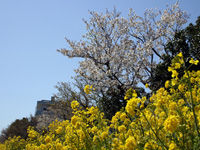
[169,102,177,110]
[120,112,127,121]
[140,102,145,109]
[28,129,37,139]
[165,80,170,88]
[177,52,183,58]
[189,58,199,65]
[125,97,140,117]
[174,63,181,69]
[169,141,177,150]
[125,136,136,150]
[40,144,47,150]
[171,70,179,78]
[168,66,173,72]
[71,116,79,125]
[171,79,177,86]
[84,85,93,94]
[56,143,62,150]
[132,90,137,98]
[118,125,126,133]
[190,77,195,83]
[164,115,179,133]
[91,126,98,133]
[56,127,62,134]
[45,135,52,143]
[178,99,185,106]
[100,131,108,140]
[71,100,79,110]
[178,84,185,92]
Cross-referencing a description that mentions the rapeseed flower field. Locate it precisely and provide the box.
[1,53,200,149]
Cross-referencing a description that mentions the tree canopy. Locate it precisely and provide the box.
[58,2,189,96]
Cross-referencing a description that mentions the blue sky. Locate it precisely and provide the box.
[0,0,199,132]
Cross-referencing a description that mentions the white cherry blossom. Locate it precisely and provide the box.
[58,2,189,94]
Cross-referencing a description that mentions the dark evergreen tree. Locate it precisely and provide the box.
[149,16,200,91]
[0,116,37,143]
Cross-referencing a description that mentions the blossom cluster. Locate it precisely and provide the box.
[1,53,200,149]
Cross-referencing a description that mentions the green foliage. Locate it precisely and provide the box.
[99,86,147,120]
[100,88,126,120]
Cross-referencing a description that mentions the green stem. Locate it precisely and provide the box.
[141,111,168,150]
[187,72,200,138]
[139,120,145,137]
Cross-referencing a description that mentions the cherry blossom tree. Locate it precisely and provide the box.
[58,2,189,95]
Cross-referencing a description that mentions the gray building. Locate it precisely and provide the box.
[35,97,55,116]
